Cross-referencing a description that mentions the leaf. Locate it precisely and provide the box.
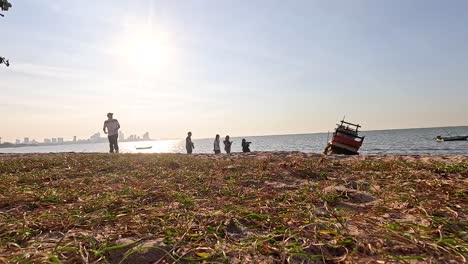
[319,230,335,235]
[49,254,62,264]
[195,252,210,259]
[54,247,79,253]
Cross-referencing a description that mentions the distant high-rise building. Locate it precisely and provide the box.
[52,138,57,143]
[0,137,2,144]
[24,137,29,144]
[32,139,38,144]
[44,138,51,144]
[118,131,125,141]
[73,136,77,143]
[15,139,20,144]
[143,132,150,140]
[90,132,101,142]
[58,138,64,144]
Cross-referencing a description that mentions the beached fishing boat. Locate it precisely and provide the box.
[435,135,468,142]
[136,146,153,150]
[324,120,365,155]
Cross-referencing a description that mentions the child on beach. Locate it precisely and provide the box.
[214,134,221,154]
[224,135,233,154]
[186,132,195,154]
[242,139,251,152]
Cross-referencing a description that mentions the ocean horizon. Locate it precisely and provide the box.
[1,126,467,155]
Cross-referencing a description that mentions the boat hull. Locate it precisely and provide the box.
[324,144,360,155]
[436,136,468,142]
[136,147,153,150]
[324,134,364,155]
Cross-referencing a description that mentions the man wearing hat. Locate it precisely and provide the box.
[103,113,121,153]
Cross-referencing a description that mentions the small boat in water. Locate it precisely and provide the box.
[435,135,468,142]
[324,119,365,155]
[136,146,153,150]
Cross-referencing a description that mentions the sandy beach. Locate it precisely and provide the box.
[0,152,466,263]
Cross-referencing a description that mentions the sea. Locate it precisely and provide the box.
[1,126,468,155]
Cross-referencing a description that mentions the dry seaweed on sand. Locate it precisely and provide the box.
[0,152,467,263]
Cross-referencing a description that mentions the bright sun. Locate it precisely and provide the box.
[114,24,174,76]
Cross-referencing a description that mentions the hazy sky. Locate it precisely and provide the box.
[1,0,467,142]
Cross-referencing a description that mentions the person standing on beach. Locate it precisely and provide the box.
[242,139,251,153]
[186,132,195,154]
[224,135,233,154]
[103,113,120,153]
[214,134,221,154]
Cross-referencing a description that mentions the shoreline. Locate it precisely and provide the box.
[1,150,468,160]
[2,124,466,146]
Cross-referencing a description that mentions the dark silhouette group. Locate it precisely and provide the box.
[102,113,253,154]
[186,132,253,154]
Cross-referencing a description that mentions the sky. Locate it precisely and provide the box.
[1,0,467,142]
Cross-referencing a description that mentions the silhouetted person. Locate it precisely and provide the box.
[214,134,221,154]
[103,113,120,153]
[242,139,251,153]
[224,135,233,154]
[186,132,195,154]
[0,57,9,67]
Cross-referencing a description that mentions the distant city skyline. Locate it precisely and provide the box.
[2,131,152,145]
[1,0,467,141]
